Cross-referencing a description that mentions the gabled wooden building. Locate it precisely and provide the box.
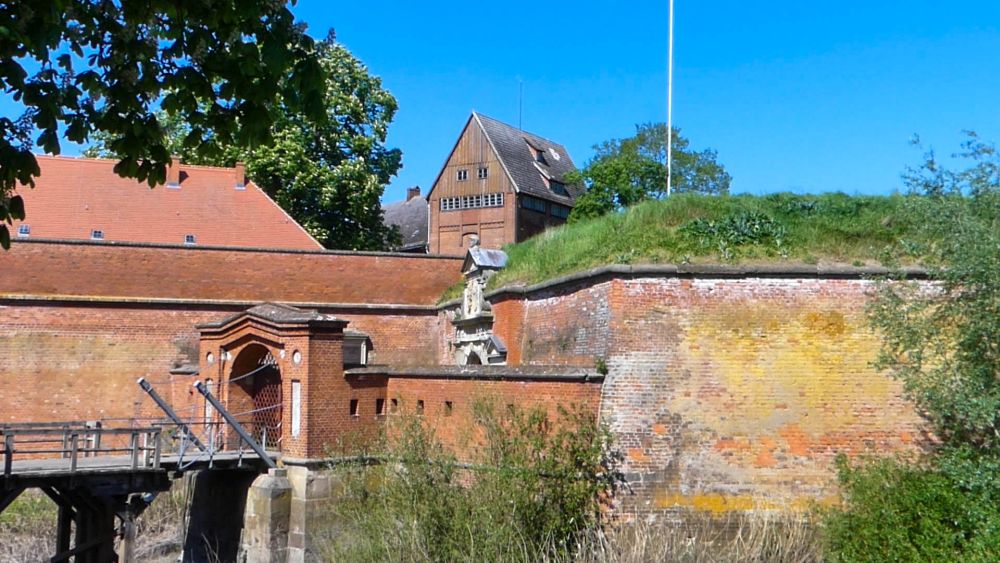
[427,112,582,255]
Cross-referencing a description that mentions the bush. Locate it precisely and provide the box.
[679,210,787,259]
[823,455,1000,562]
[317,400,624,562]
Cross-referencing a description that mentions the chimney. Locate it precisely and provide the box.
[234,161,246,189]
[166,156,181,187]
[406,186,420,201]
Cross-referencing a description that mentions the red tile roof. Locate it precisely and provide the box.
[12,156,322,250]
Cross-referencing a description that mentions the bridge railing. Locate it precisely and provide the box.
[2,425,162,478]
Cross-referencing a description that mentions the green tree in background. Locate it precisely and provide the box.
[568,123,731,223]
[86,33,402,251]
[826,132,1000,561]
[0,0,327,248]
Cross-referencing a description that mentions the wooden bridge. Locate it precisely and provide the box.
[1,381,278,562]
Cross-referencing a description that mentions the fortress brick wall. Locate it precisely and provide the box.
[0,241,462,425]
[480,267,928,516]
[384,373,603,453]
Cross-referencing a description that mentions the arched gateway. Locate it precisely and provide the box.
[228,344,283,449]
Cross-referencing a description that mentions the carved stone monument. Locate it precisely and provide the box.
[452,236,508,365]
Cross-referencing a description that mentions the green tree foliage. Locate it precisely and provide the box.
[824,456,1000,563]
[568,124,730,223]
[0,0,327,248]
[871,133,1000,456]
[826,132,1000,561]
[322,400,624,561]
[85,33,402,250]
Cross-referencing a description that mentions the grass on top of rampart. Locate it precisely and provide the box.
[473,192,928,294]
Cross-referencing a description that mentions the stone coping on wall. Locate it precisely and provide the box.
[0,294,440,312]
[13,237,462,260]
[345,364,604,383]
[438,263,930,308]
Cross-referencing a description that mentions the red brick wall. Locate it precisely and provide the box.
[385,376,602,454]
[2,240,461,305]
[0,241,460,426]
[490,281,612,367]
[0,303,447,426]
[485,274,927,516]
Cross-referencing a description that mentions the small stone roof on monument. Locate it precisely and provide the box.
[464,246,508,272]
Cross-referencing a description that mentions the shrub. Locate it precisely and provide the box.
[679,210,787,259]
[823,455,1000,562]
[318,400,624,561]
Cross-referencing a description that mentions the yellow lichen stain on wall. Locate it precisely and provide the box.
[677,302,897,439]
[653,491,838,513]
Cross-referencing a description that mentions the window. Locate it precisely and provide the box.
[416,400,425,415]
[457,169,468,181]
[439,193,504,212]
[391,398,399,413]
[550,181,569,196]
[291,381,301,437]
[91,229,104,240]
[535,148,546,163]
[204,379,215,424]
[16,224,29,237]
[444,401,453,416]
[375,398,385,417]
[184,234,196,245]
[522,196,547,213]
[477,166,489,180]
[349,399,359,417]
[551,204,570,219]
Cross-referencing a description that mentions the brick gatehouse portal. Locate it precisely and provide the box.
[197,303,350,458]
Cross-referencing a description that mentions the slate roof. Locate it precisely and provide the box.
[473,112,584,206]
[12,155,322,250]
[197,302,345,330]
[382,194,428,251]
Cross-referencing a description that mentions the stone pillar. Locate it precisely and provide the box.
[242,468,293,563]
[184,470,256,563]
[287,465,333,563]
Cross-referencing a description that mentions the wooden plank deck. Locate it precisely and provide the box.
[4,451,278,478]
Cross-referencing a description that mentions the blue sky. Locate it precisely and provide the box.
[9,1,1000,202]
[289,0,1000,201]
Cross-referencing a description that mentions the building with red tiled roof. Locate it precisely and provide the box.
[11,155,322,250]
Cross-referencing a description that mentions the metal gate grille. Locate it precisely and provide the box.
[249,365,282,450]
[230,351,283,451]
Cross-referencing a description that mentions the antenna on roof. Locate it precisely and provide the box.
[518,79,523,130]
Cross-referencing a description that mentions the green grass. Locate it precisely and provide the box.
[468,193,926,292]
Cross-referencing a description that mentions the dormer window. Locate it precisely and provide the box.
[550,180,569,196]
[184,234,196,245]
[91,229,104,240]
[457,169,468,181]
[16,224,29,237]
[535,148,546,164]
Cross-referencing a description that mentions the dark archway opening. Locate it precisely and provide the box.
[228,344,282,450]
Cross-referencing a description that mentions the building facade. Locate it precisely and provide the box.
[426,112,583,255]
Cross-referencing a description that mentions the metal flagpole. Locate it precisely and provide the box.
[666,0,674,196]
